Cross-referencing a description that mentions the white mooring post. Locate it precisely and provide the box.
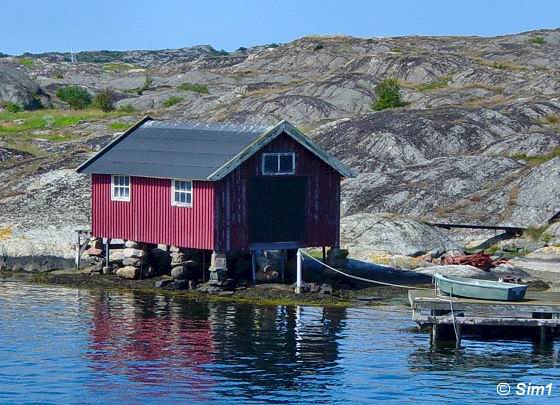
[296,249,303,294]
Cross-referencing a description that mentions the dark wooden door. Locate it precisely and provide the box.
[248,176,307,243]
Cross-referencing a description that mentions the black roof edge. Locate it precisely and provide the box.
[76,115,153,174]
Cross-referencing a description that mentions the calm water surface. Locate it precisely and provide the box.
[0,280,559,404]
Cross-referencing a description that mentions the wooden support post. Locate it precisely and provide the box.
[280,249,285,283]
[540,326,548,346]
[202,251,206,283]
[296,249,303,294]
[105,238,110,268]
[251,251,257,284]
[322,246,327,263]
[76,232,81,270]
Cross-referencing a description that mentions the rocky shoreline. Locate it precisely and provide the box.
[1,269,416,308]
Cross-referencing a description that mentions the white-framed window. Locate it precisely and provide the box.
[111,175,130,201]
[172,179,193,207]
[262,152,295,175]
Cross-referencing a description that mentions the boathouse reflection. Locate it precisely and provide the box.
[87,291,346,396]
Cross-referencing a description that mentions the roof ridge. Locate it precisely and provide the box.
[143,120,270,133]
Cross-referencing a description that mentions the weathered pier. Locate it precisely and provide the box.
[409,290,560,346]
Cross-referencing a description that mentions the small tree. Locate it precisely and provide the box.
[56,85,92,109]
[93,88,115,112]
[372,78,407,111]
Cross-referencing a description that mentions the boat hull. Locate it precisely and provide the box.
[434,274,527,301]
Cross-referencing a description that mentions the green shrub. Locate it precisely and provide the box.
[93,88,115,112]
[163,96,184,107]
[117,104,136,113]
[313,44,324,51]
[529,36,546,45]
[137,75,153,95]
[372,78,407,111]
[3,101,23,113]
[178,82,209,94]
[216,49,229,56]
[56,86,92,109]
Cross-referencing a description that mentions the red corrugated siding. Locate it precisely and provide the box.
[214,132,341,252]
[92,175,214,249]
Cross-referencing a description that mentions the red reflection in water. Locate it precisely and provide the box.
[87,294,216,397]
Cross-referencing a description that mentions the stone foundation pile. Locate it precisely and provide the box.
[116,241,152,279]
[256,251,281,282]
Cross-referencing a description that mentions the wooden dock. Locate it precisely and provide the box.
[409,289,560,346]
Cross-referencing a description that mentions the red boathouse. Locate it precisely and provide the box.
[77,117,355,256]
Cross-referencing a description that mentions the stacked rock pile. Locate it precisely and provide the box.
[169,246,197,289]
[86,237,105,272]
[116,241,152,279]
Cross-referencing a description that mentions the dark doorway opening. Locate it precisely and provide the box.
[248,176,307,244]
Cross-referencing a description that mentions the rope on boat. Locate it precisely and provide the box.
[299,250,431,290]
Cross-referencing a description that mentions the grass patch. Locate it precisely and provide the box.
[0,226,13,241]
[414,75,451,92]
[103,63,136,72]
[524,225,549,241]
[478,59,524,71]
[535,114,560,125]
[510,146,560,166]
[117,104,136,113]
[109,121,129,130]
[177,82,209,94]
[459,83,505,93]
[17,57,34,67]
[484,244,501,255]
[163,96,184,108]
[0,109,133,135]
[529,36,546,45]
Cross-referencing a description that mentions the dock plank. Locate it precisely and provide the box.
[414,315,560,327]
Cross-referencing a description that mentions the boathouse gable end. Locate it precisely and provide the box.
[79,118,355,252]
[214,132,343,252]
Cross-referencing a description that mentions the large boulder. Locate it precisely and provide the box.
[341,213,460,259]
[511,247,560,282]
[542,222,560,245]
[171,265,191,280]
[0,63,50,109]
[116,266,140,279]
[415,265,496,279]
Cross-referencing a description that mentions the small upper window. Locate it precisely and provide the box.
[262,153,295,175]
[172,180,193,207]
[111,175,130,201]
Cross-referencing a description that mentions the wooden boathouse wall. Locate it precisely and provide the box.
[214,132,341,252]
[92,175,215,250]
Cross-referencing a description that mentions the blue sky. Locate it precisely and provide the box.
[2,0,559,54]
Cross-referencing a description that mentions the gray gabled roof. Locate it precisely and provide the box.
[77,116,356,180]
